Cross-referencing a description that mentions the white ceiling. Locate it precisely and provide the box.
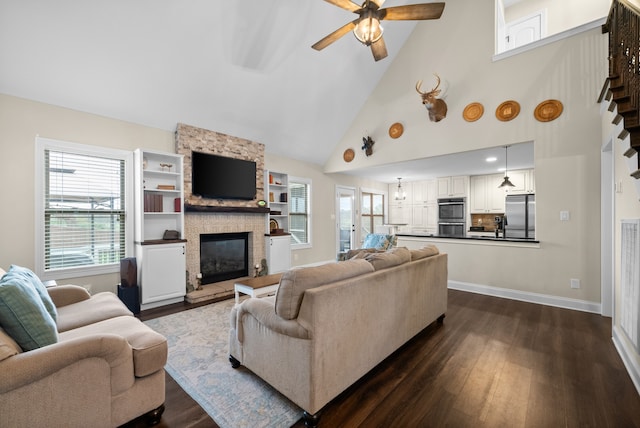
[0,0,422,167]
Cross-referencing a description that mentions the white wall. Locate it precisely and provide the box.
[325,0,608,305]
[505,0,609,36]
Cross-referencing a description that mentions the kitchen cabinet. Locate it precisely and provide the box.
[412,179,437,203]
[505,169,535,194]
[137,242,186,310]
[266,235,291,274]
[389,200,411,227]
[437,176,469,198]
[134,149,186,309]
[470,174,506,213]
[411,203,438,232]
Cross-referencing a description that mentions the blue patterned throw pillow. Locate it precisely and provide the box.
[8,265,57,322]
[362,233,391,250]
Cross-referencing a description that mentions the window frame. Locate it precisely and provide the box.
[360,189,385,245]
[35,137,134,280]
[288,176,312,250]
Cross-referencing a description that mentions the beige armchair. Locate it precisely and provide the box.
[0,267,168,427]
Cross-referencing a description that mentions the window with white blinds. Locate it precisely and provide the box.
[36,138,133,279]
[289,177,311,248]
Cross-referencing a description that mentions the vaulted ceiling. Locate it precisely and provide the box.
[0,0,421,166]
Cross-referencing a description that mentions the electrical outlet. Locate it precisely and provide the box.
[570,278,581,289]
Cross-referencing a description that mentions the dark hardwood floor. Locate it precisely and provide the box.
[124,290,640,428]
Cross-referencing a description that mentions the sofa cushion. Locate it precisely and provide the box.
[410,245,440,260]
[59,315,167,377]
[0,326,21,361]
[275,259,375,320]
[55,292,133,333]
[7,265,57,322]
[364,246,412,271]
[0,271,58,351]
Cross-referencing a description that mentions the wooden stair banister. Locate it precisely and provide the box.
[604,0,640,177]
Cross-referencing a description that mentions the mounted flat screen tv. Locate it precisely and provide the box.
[191,151,257,200]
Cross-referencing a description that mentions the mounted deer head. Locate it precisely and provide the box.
[416,74,448,122]
[362,136,375,156]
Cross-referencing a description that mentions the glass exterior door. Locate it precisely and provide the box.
[336,187,355,253]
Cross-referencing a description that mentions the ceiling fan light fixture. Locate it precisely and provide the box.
[353,11,383,45]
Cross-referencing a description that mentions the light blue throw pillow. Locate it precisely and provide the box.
[0,271,58,351]
[8,265,57,322]
[362,233,391,250]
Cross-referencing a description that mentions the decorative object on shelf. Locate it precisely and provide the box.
[498,145,515,188]
[388,122,404,139]
[416,74,448,122]
[279,192,288,202]
[162,229,180,240]
[462,102,484,122]
[269,174,273,184]
[257,199,267,207]
[269,219,279,233]
[362,136,375,156]
[534,99,563,122]
[258,258,268,277]
[159,163,173,172]
[174,198,181,212]
[269,192,274,202]
[394,177,407,200]
[343,148,355,162]
[157,184,176,190]
[142,157,148,170]
[495,100,520,121]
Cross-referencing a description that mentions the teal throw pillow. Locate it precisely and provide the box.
[8,265,57,322]
[0,271,58,351]
[362,233,391,250]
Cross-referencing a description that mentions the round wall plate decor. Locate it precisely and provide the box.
[495,100,521,121]
[343,148,355,162]
[388,122,404,139]
[534,99,563,122]
[463,102,484,122]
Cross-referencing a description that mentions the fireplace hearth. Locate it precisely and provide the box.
[200,232,249,284]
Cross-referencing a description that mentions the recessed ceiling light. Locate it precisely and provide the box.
[486,156,497,162]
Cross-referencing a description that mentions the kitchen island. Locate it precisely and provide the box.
[397,233,540,246]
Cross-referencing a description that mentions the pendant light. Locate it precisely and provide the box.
[498,145,515,188]
[394,177,406,200]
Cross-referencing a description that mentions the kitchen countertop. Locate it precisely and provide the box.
[397,233,539,244]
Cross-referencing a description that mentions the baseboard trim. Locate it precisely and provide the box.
[613,326,640,397]
[448,280,602,314]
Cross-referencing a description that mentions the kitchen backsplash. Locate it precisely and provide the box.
[470,213,504,231]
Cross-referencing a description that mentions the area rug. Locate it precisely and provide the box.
[144,298,301,428]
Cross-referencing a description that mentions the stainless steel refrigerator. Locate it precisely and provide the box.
[504,194,535,239]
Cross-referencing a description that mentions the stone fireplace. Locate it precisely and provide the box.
[176,123,268,290]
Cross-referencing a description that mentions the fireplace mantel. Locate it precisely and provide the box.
[185,204,270,214]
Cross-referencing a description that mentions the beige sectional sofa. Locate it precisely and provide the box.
[0,266,168,427]
[229,246,447,426]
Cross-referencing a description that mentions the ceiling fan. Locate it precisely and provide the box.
[312,0,445,61]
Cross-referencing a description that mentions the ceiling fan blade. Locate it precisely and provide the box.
[378,3,445,21]
[323,0,362,13]
[312,20,358,51]
[371,36,388,61]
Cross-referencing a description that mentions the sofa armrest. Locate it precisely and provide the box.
[47,284,91,307]
[0,334,134,395]
[233,297,310,343]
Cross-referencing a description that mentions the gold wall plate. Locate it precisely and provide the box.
[534,99,563,122]
[463,102,484,122]
[343,148,355,162]
[495,100,521,121]
[389,122,404,139]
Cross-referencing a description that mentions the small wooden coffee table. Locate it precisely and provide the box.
[234,273,283,305]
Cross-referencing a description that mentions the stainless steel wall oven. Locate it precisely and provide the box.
[438,197,465,236]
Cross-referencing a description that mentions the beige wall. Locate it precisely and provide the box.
[0,94,387,293]
[325,0,608,305]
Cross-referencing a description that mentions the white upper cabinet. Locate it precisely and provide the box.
[412,179,438,204]
[437,176,469,198]
[505,169,535,194]
[470,174,506,213]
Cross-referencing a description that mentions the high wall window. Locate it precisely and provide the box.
[289,177,311,248]
[361,191,384,242]
[35,138,133,280]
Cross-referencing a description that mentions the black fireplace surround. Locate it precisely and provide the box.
[200,232,249,284]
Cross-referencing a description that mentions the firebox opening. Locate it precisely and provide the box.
[200,232,249,285]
